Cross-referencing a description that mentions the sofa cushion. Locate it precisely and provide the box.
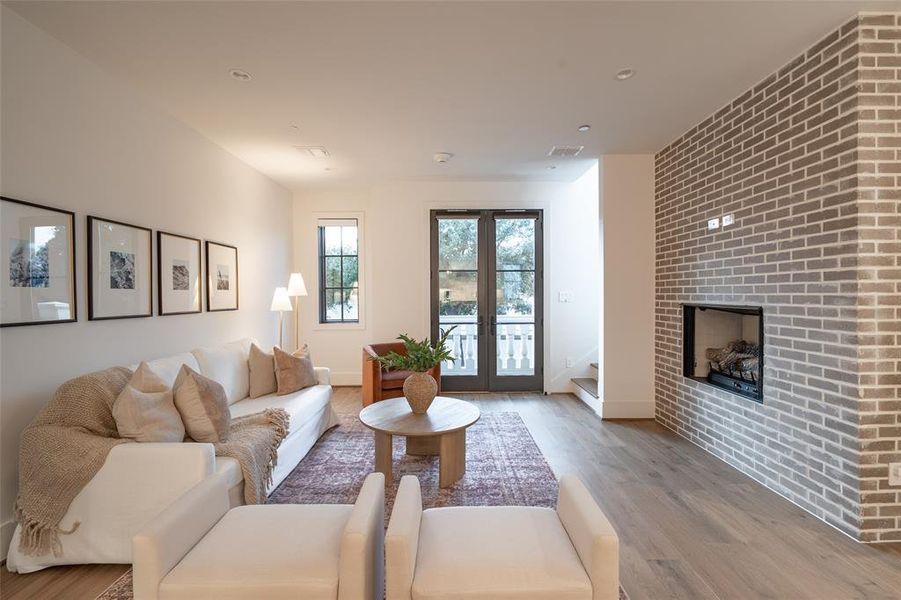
[229,384,331,438]
[248,343,277,398]
[412,506,592,600]
[159,504,352,600]
[138,352,201,389]
[173,366,231,443]
[192,338,254,405]
[113,362,185,443]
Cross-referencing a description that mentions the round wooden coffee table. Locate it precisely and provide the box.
[359,396,480,488]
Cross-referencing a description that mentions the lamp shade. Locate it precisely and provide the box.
[287,272,308,297]
[270,287,293,312]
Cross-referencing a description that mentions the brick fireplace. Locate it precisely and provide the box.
[655,14,901,542]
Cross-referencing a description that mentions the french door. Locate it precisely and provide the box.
[430,210,543,392]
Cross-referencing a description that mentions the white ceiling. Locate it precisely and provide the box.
[8,1,899,188]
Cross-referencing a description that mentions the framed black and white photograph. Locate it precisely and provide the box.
[158,231,202,315]
[87,216,152,320]
[205,240,238,311]
[1,196,77,327]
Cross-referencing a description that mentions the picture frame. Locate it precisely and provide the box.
[87,216,152,320]
[205,240,238,311]
[158,231,202,316]
[1,196,77,327]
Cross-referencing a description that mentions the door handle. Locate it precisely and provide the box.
[490,315,497,336]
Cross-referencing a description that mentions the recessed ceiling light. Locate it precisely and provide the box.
[577,125,591,133]
[546,165,557,170]
[294,146,330,158]
[288,124,300,133]
[615,68,635,81]
[433,152,454,164]
[228,68,252,81]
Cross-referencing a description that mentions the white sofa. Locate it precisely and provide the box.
[133,472,385,600]
[6,338,339,573]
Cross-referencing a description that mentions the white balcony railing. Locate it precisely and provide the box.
[439,315,535,377]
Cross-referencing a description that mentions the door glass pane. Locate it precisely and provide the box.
[439,322,478,377]
[438,271,478,316]
[496,218,535,270]
[496,323,534,376]
[496,271,535,318]
[438,218,478,270]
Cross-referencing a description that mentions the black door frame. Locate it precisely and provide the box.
[430,209,544,392]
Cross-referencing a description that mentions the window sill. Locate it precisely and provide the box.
[313,321,366,331]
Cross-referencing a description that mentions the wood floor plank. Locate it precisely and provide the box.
[2,388,899,600]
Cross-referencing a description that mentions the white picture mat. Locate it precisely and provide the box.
[91,219,151,318]
[160,234,201,313]
[207,242,238,310]
[1,201,75,324]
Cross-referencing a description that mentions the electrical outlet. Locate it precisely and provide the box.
[707,217,720,230]
[890,463,901,486]
[565,357,574,368]
[722,214,734,226]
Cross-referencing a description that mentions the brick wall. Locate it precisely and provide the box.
[654,13,901,542]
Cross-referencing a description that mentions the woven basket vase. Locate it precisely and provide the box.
[403,371,438,414]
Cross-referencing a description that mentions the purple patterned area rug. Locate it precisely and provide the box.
[97,411,628,600]
[268,411,558,512]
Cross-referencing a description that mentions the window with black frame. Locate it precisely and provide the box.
[317,218,359,323]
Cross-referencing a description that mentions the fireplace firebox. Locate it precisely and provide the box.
[682,304,763,403]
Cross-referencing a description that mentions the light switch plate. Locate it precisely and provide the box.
[890,463,901,486]
[558,291,573,303]
[722,214,734,226]
[707,218,720,230]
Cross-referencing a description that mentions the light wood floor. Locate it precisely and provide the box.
[3,388,900,599]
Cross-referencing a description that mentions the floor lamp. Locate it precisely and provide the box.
[287,273,308,351]
[270,287,293,348]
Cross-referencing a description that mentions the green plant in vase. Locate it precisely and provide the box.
[373,327,456,413]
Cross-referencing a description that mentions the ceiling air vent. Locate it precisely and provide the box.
[294,146,330,158]
[548,145,584,158]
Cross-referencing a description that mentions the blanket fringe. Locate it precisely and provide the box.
[261,408,289,486]
[14,501,80,557]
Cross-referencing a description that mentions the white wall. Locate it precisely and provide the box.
[292,165,599,390]
[599,155,655,418]
[0,8,293,557]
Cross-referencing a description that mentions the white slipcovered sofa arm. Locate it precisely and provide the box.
[557,475,619,600]
[386,475,423,600]
[339,472,385,600]
[315,366,331,385]
[133,474,229,600]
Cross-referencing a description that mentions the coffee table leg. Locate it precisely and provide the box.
[374,432,393,482]
[439,430,466,488]
[406,435,440,456]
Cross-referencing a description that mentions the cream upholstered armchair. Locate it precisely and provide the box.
[133,472,385,600]
[386,474,619,600]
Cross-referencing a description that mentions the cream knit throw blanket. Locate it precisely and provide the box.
[15,367,290,557]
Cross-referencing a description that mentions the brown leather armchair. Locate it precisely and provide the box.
[362,342,441,406]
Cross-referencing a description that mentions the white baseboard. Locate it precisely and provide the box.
[600,399,655,419]
[330,372,362,386]
[1,518,15,562]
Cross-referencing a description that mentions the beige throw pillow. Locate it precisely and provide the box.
[173,365,231,443]
[248,343,277,399]
[113,362,185,442]
[274,345,317,396]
